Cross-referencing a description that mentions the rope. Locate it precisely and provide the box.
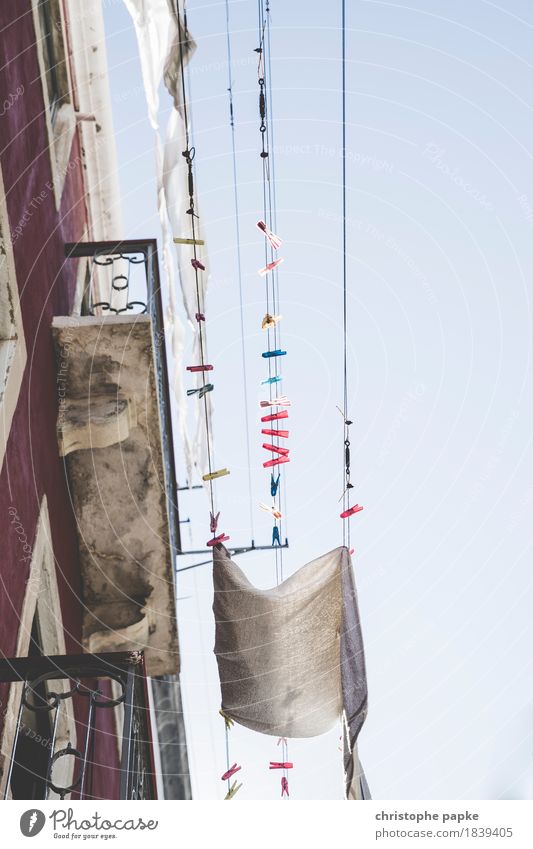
[225,0,255,542]
[341,0,351,550]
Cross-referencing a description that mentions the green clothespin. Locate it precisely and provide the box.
[224,780,243,800]
[219,708,234,730]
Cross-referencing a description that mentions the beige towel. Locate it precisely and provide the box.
[213,544,370,799]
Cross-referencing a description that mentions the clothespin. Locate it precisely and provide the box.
[263,429,289,439]
[264,456,290,469]
[271,473,280,496]
[260,502,282,519]
[219,708,234,730]
[191,258,206,271]
[224,780,243,800]
[262,313,283,331]
[272,525,281,546]
[261,375,282,385]
[262,349,286,359]
[269,762,293,770]
[256,219,282,250]
[195,312,205,322]
[207,532,230,547]
[349,547,355,556]
[262,444,290,456]
[221,763,242,782]
[210,511,220,533]
[281,777,289,798]
[340,504,363,519]
[187,364,213,373]
[173,237,205,246]
[277,737,288,747]
[258,258,284,277]
[186,383,213,399]
[261,410,288,423]
[202,468,230,481]
[259,396,291,408]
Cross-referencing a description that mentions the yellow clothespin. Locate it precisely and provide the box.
[202,468,230,481]
[219,708,234,730]
[224,780,243,800]
[173,237,205,246]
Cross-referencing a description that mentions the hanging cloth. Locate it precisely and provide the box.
[212,544,370,799]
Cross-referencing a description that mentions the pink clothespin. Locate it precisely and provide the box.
[256,219,282,250]
[210,511,220,533]
[340,504,363,519]
[277,737,288,746]
[191,258,206,271]
[258,258,284,277]
[259,502,282,520]
[262,428,289,438]
[207,532,230,547]
[262,444,290,456]
[259,396,291,408]
[281,776,289,798]
[187,364,213,372]
[221,763,241,782]
[263,456,290,469]
[269,762,293,770]
[261,410,289,423]
[195,312,205,322]
[349,548,355,556]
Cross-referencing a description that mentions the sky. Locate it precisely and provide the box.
[102,0,533,800]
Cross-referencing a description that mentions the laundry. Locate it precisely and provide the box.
[212,545,370,800]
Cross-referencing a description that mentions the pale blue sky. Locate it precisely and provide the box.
[103,0,533,799]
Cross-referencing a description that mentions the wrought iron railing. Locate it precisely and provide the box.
[65,239,181,559]
[0,652,157,800]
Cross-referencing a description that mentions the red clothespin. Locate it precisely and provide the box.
[263,456,290,469]
[261,410,289,423]
[256,219,282,250]
[210,511,220,533]
[269,762,293,770]
[258,258,284,277]
[262,444,290,456]
[277,737,288,746]
[262,429,289,438]
[191,258,206,271]
[259,396,291,408]
[340,504,363,519]
[207,532,230,547]
[281,776,289,797]
[187,364,213,372]
[221,763,241,782]
[195,312,205,322]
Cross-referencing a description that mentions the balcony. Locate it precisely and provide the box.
[0,652,157,800]
[52,241,180,676]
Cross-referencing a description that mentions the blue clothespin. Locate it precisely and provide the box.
[272,525,281,546]
[261,375,282,385]
[271,473,280,497]
[262,349,287,359]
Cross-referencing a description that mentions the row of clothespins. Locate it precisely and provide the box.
[256,221,288,548]
[220,712,292,799]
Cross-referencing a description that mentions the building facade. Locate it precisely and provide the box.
[0,0,190,800]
